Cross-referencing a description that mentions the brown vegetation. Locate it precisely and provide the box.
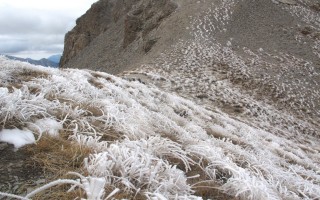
[26,134,92,199]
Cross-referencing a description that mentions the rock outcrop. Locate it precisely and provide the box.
[60,0,113,66]
[60,0,177,73]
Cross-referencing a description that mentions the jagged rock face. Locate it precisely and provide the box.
[60,0,113,66]
[123,0,177,48]
[60,0,177,68]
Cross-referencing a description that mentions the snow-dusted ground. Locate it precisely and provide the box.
[0,56,319,199]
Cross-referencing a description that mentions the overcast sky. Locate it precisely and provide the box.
[0,0,98,59]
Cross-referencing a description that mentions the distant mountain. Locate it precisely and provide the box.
[47,54,61,64]
[2,55,59,68]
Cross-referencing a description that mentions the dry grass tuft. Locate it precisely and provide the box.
[185,158,238,200]
[193,183,238,200]
[16,69,49,81]
[88,78,105,89]
[1,68,48,94]
[99,128,124,142]
[27,134,91,178]
[26,134,92,199]
[160,133,238,199]
[31,185,85,200]
[1,120,24,130]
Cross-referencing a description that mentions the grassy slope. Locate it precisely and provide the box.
[0,57,319,199]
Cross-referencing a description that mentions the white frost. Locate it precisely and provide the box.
[0,42,320,199]
[29,118,63,137]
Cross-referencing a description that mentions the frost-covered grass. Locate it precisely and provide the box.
[1,56,320,199]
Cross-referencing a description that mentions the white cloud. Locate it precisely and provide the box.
[0,0,98,59]
[0,0,97,15]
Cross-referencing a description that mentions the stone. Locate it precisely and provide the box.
[0,142,9,151]
[143,38,158,53]
[277,0,297,5]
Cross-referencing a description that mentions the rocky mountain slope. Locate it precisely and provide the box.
[61,0,320,136]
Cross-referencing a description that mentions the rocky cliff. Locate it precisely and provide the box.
[60,0,178,73]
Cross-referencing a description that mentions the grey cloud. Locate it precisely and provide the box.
[0,33,64,54]
[0,5,77,57]
[0,38,29,53]
[0,9,75,35]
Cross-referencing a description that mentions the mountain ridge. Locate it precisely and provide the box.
[47,54,61,64]
[2,55,59,68]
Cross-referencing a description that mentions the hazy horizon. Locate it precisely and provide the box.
[3,51,61,60]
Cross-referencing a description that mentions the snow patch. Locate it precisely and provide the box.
[0,128,35,149]
[29,118,63,137]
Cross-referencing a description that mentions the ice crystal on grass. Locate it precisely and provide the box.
[84,139,194,197]
[28,118,63,138]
